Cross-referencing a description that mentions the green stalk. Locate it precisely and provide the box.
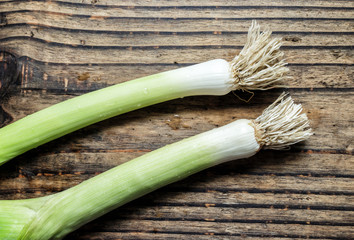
[0,21,288,166]
[3,119,259,240]
[0,61,228,165]
[0,93,312,239]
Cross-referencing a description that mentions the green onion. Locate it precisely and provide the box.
[0,93,311,240]
[0,21,288,166]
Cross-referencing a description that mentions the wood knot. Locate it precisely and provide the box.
[0,13,8,27]
[0,51,19,100]
[0,105,13,127]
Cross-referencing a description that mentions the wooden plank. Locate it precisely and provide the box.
[2,0,354,8]
[85,206,354,224]
[2,92,353,151]
[135,191,354,210]
[71,220,354,239]
[6,59,354,92]
[4,12,354,32]
[27,0,354,8]
[2,25,354,47]
[1,39,353,64]
[1,171,352,196]
[73,232,338,240]
[2,185,353,209]
[9,60,354,91]
[3,152,353,177]
[1,2,354,19]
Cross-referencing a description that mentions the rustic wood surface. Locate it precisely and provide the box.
[0,0,353,239]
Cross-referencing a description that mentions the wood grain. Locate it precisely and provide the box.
[0,0,353,239]
[8,0,352,8]
[2,26,354,47]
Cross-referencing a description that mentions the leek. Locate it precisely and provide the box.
[0,93,311,240]
[0,21,288,166]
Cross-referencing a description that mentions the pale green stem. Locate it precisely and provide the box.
[1,119,259,240]
[0,60,232,166]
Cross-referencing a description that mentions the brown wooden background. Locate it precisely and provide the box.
[0,0,353,239]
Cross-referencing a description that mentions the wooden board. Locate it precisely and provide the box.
[0,0,353,239]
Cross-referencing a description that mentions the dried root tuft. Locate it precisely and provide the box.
[254,92,313,150]
[231,21,289,91]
